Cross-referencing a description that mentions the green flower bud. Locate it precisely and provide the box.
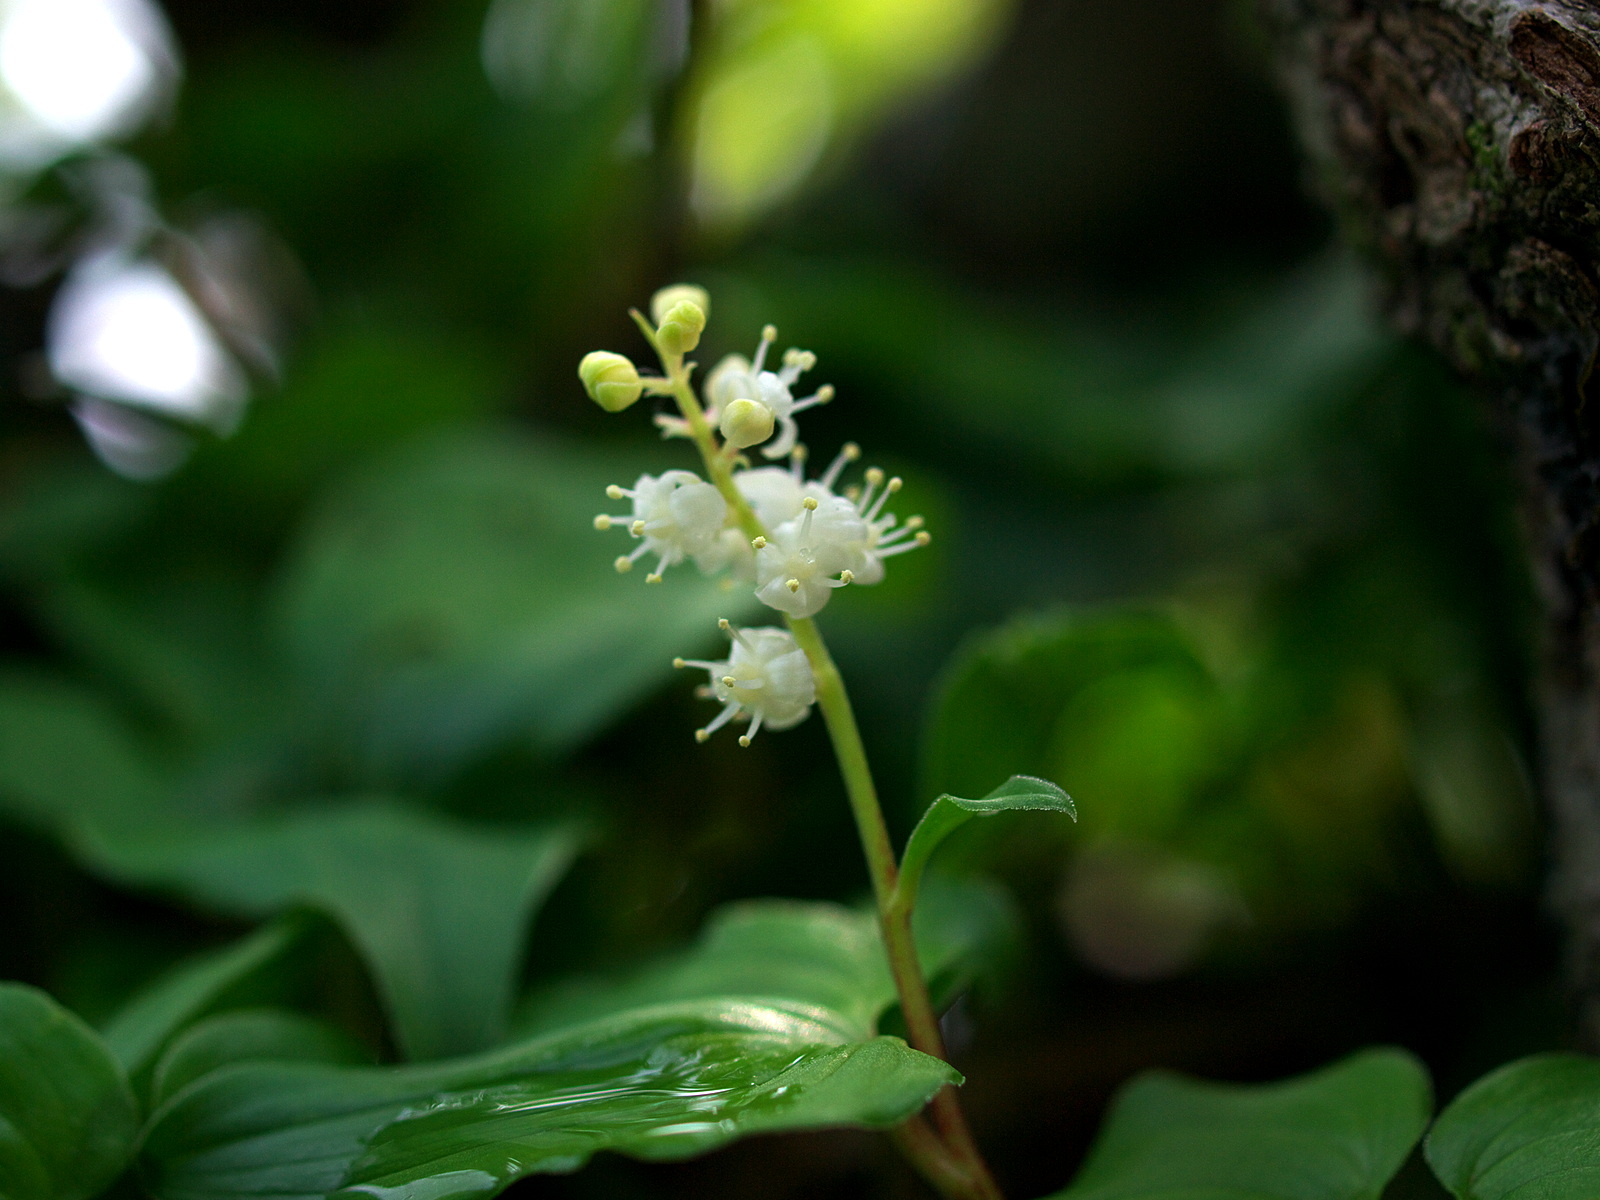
[579,350,643,412]
[656,299,708,356]
[650,284,710,327]
[720,397,775,448]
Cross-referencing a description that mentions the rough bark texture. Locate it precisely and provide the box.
[1262,0,1600,1041]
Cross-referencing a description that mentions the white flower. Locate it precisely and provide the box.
[707,325,833,459]
[595,470,728,582]
[740,446,931,614]
[675,620,815,746]
[752,496,859,618]
[830,465,931,585]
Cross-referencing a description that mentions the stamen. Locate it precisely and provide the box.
[614,556,633,573]
[740,713,764,747]
[840,569,854,584]
[630,519,646,535]
[722,675,737,686]
[867,478,901,521]
[819,442,860,490]
[751,536,767,550]
[594,515,613,530]
[703,702,740,738]
[752,325,777,372]
[646,573,663,584]
[802,496,819,510]
[673,657,686,668]
[790,384,834,414]
[606,484,629,499]
[719,618,756,651]
[905,515,924,530]
[786,578,801,592]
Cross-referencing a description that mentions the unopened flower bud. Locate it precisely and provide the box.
[650,284,710,327]
[656,300,708,356]
[720,397,775,448]
[579,351,643,412]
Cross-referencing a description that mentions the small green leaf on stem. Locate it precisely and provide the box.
[895,775,1074,916]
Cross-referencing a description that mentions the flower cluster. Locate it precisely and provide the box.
[579,286,930,745]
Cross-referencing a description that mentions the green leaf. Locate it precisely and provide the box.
[0,672,165,837]
[102,918,307,1079]
[150,1009,369,1109]
[275,431,757,783]
[896,775,1074,913]
[83,802,585,1061]
[138,900,961,1200]
[1425,1053,1600,1199]
[515,880,1013,1041]
[1043,1048,1431,1200]
[0,984,139,1200]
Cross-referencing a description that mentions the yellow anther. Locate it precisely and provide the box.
[762,324,777,342]
[839,569,854,584]
[695,729,710,743]
[792,444,809,463]
[721,675,737,687]
[614,556,633,573]
[845,486,861,502]
[593,515,612,531]
[802,496,819,511]
[886,477,903,493]
[606,484,625,499]
[646,573,663,584]
[738,734,752,747]
[718,618,732,630]
[630,519,646,535]
[915,531,932,545]
[786,578,801,592]
[842,442,861,460]
[865,467,884,487]
[673,657,687,669]
[751,536,767,550]
[905,516,924,529]
[815,384,835,403]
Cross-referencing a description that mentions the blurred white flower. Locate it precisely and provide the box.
[48,249,247,434]
[0,0,177,170]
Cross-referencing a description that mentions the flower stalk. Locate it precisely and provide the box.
[590,291,995,1198]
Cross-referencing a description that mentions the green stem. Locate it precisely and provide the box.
[656,331,1001,1200]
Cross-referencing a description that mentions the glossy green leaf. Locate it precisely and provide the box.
[275,432,756,783]
[102,918,307,1078]
[139,900,962,1200]
[1043,1048,1431,1200]
[896,775,1074,913]
[515,879,1014,1040]
[1425,1053,1600,1199]
[83,802,584,1061]
[150,1009,369,1109]
[0,984,139,1200]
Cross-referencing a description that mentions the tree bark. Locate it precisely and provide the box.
[1262,0,1600,1043]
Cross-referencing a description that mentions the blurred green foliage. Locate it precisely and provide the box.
[0,0,1562,1195]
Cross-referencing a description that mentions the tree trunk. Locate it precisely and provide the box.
[1262,0,1600,1043]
